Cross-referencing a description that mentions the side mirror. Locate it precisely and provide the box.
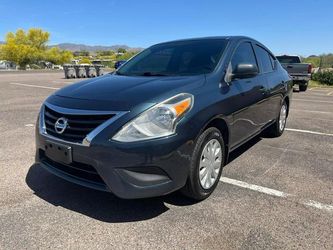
[232,63,258,79]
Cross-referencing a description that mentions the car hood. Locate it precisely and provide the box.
[48,74,205,111]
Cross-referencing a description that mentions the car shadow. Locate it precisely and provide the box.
[227,136,262,164]
[26,164,196,223]
[26,133,269,223]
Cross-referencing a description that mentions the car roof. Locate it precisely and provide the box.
[149,36,276,58]
[276,55,301,57]
[154,36,254,45]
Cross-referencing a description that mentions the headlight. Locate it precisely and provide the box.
[112,93,193,142]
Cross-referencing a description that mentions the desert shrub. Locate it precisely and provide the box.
[312,71,333,85]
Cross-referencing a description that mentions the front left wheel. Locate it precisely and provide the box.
[181,127,225,200]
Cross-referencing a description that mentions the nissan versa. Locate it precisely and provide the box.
[35,36,292,200]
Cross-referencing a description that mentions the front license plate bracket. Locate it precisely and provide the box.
[45,140,72,165]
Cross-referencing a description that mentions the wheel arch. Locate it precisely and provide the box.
[197,116,230,161]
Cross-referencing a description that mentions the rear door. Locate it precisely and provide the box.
[254,45,283,122]
[228,42,268,147]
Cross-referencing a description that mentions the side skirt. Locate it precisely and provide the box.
[228,119,275,154]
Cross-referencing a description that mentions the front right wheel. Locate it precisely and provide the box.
[181,127,225,200]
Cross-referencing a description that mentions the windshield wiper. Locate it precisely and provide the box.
[116,71,169,76]
[115,71,125,75]
[140,72,169,76]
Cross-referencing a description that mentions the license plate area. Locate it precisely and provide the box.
[45,140,72,165]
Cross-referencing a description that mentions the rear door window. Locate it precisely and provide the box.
[254,45,274,73]
[269,54,276,70]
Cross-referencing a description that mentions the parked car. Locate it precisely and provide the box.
[35,36,292,200]
[0,60,16,70]
[114,60,126,69]
[53,65,63,70]
[38,61,53,69]
[276,55,311,91]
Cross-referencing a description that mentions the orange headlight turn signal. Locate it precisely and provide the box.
[173,98,192,117]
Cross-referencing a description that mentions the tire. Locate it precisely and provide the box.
[181,127,226,200]
[299,84,307,92]
[266,100,288,137]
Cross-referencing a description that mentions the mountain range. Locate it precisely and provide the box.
[50,43,142,52]
[0,41,142,52]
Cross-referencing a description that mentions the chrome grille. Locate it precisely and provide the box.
[44,105,115,143]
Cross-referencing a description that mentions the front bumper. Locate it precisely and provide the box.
[35,128,194,199]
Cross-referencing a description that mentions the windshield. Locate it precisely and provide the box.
[276,56,301,64]
[117,39,228,76]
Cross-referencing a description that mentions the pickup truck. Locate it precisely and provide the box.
[276,55,312,91]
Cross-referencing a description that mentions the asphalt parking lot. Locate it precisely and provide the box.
[0,71,332,249]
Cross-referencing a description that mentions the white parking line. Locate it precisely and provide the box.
[10,82,60,90]
[52,80,74,84]
[285,128,333,137]
[293,98,333,104]
[327,90,333,96]
[220,177,333,213]
[290,109,332,115]
[304,93,333,97]
[303,200,333,212]
[309,88,331,92]
[220,177,288,197]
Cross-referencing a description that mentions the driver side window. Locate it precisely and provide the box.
[231,42,258,72]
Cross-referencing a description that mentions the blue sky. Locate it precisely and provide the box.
[0,0,332,56]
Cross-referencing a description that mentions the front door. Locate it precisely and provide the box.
[227,42,268,147]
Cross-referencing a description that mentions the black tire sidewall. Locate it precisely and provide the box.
[299,85,307,92]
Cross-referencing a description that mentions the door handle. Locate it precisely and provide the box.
[287,65,293,69]
[259,86,267,94]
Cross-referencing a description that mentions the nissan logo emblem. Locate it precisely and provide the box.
[54,117,68,134]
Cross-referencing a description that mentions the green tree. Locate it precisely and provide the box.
[80,57,91,64]
[0,28,49,68]
[303,57,321,68]
[0,44,3,58]
[322,54,333,68]
[73,50,89,57]
[27,28,50,50]
[303,54,333,68]
[117,47,127,54]
[97,50,115,57]
[116,51,138,60]
[0,28,73,69]
[44,47,73,65]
